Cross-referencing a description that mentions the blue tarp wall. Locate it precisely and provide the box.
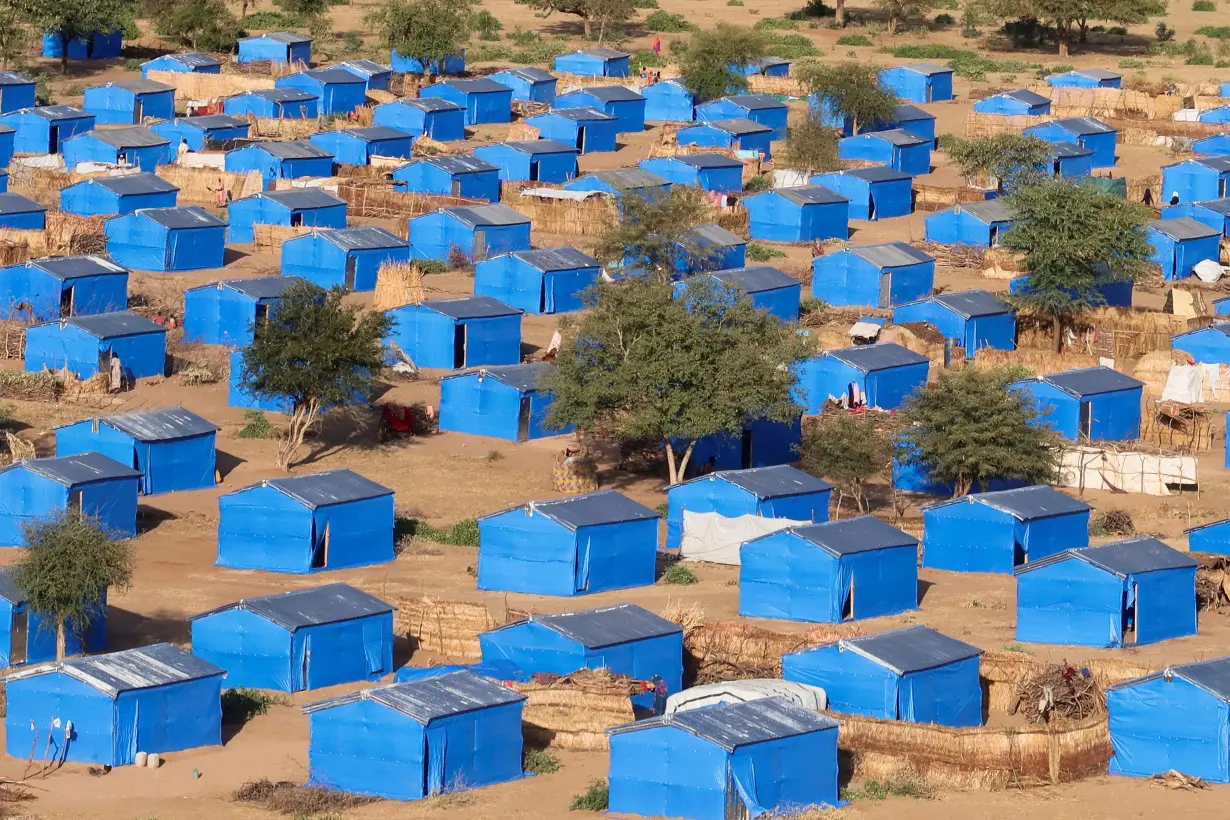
[553,53,628,77]
[61,179,177,216]
[420,84,512,126]
[24,322,165,380]
[836,134,930,175]
[183,284,277,347]
[811,171,913,221]
[1108,676,1230,782]
[228,350,292,412]
[891,301,1016,357]
[924,208,1009,246]
[795,356,928,412]
[309,131,414,166]
[82,85,174,125]
[473,255,598,314]
[56,422,215,495]
[1024,121,1117,168]
[0,109,94,153]
[1148,225,1222,279]
[811,249,933,307]
[281,233,410,291]
[62,133,170,172]
[389,52,465,75]
[973,93,1050,116]
[372,101,465,141]
[922,497,1090,574]
[1189,520,1230,554]
[0,264,127,321]
[1164,202,1230,237]
[393,161,500,202]
[276,75,366,116]
[1194,134,1230,156]
[641,81,694,123]
[555,90,645,134]
[1012,379,1142,441]
[227,197,347,244]
[676,124,773,160]
[473,143,577,182]
[744,193,848,242]
[0,595,105,668]
[224,145,333,186]
[685,418,801,474]
[41,31,121,59]
[1174,327,1230,363]
[0,463,139,545]
[489,70,556,104]
[105,214,226,272]
[237,37,311,65]
[524,112,619,154]
[438,372,568,442]
[696,99,787,140]
[1162,160,1230,204]
[408,211,531,262]
[223,93,318,119]
[639,157,740,194]
[879,67,953,103]
[665,475,831,550]
[383,304,521,370]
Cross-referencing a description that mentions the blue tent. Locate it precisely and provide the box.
[394,659,529,684]
[0,170,7,193]
[474,247,600,314]
[189,583,394,691]
[227,188,347,244]
[481,603,682,706]
[303,672,525,800]
[41,30,122,60]
[555,86,646,134]
[973,89,1051,116]
[438,363,569,441]
[608,698,839,820]
[62,126,172,172]
[150,115,250,151]
[478,490,660,596]
[0,193,46,230]
[1023,117,1117,168]
[674,224,746,274]
[1107,657,1230,781]
[879,63,954,103]
[701,266,800,322]
[0,452,140,545]
[227,349,291,413]
[795,343,928,412]
[55,406,218,495]
[184,276,309,345]
[384,295,522,370]
[389,51,465,75]
[5,643,223,766]
[1011,366,1144,441]
[525,107,619,153]
[218,469,395,573]
[676,118,774,159]
[665,465,832,549]
[564,168,672,202]
[281,226,408,291]
[744,185,849,242]
[642,79,695,123]
[838,128,932,175]
[332,59,392,92]
[733,56,792,77]
[1015,536,1197,648]
[811,166,913,220]
[1163,199,1230,236]
[892,289,1016,357]
[140,52,221,77]
[696,94,788,140]
[61,172,178,216]
[553,49,629,78]
[1187,518,1230,554]
[784,625,982,725]
[276,68,367,116]
[223,88,318,119]
[811,242,934,308]
[638,153,741,193]
[1162,156,1230,204]
[82,79,174,125]
[488,66,557,103]
[0,105,94,153]
[309,126,414,166]
[237,32,312,65]
[393,155,500,201]
[0,255,128,321]
[104,206,227,271]
[1049,141,1094,179]
[224,140,334,186]
[420,78,513,126]
[0,567,105,668]
[408,203,531,263]
[473,139,579,182]
[1174,320,1230,363]
[0,123,12,167]
[810,99,937,140]
[922,485,1092,573]
[686,418,801,475]
[924,199,1014,246]
[372,97,465,141]
[1193,133,1230,156]
[1047,68,1121,88]
[0,72,36,114]
[25,311,167,381]
[741,516,919,623]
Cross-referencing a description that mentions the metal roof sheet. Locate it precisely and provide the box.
[79,126,169,148]
[399,96,464,112]
[8,643,223,697]
[1052,116,1115,134]
[584,168,669,190]
[865,127,928,147]
[239,468,393,508]
[536,106,616,122]
[827,342,929,372]
[83,405,219,441]
[834,166,913,183]
[682,223,745,248]
[24,105,91,120]
[837,625,981,675]
[509,246,600,271]
[716,94,785,111]
[298,68,365,85]
[1025,536,1197,578]
[671,153,741,169]
[150,52,221,68]
[1049,141,1092,158]
[1150,216,1222,240]
[497,66,556,83]
[612,696,837,750]
[315,225,404,251]
[442,362,553,392]
[578,48,628,59]
[189,582,393,630]
[787,515,918,557]
[253,31,313,44]
[0,193,46,215]
[248,140,333,159]
[28,255,127,280]
[172,114,248,131]
[1072,68,1121,80]
[892,103,933,121]
[931,289,1011,318]
[421,155,498,174]
[1194,198,1230,216]
[847,242,934,269]
[136,205,226,228]
[957,198,1013,223]
[335,59,390,76]
[498,139,578,154]
[215,275,307,299]
[63,310,167,337]
[1194,156,1230,173]
[9,452,141,485]
[0,568,25,605]
[437,77,510,94]
[967,485,1092,519]
[706,465,833,498]
[700,117,772,136]
[444,202,529,227]
[336,126,413,142]
[711,265,797,293]
[253,188,346,208]
[240,88,318,103]
[897,62,952,76]
[525,489,660,530]
[1000,89,1051,106]
[1037,365,1144,397]
[570,85,643,102]
[420,295,521,319]
[302,671,525,722]
[1165,658,1230,701]
[96,79,174,94]
[79,172,178,196]
[771,185,848,206]
[0,71,33,86]
[529,603,680,648]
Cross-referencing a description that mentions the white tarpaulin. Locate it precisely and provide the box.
[519,187,603,201]
[13,154,65,170]
[179,152,226,169]
[665,680,828,715]
[679,511,809,565]
[772,169,810,188]
[1058,447,1198,496]
[1194,259,1225,282]
[1161,364,1204,403]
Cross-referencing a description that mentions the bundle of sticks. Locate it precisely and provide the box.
[1009,663,1105,725]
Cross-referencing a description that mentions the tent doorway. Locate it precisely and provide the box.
[1078,401,1092,440]
[254,302,269,326]
[450,179,462,196]
[59,286,73,318]
[576,127,587,153]
[517,396,531,441]
[453,324,467,369]
[68,490,82,511]
[1220,179,1227,198]
[1013,540,1026,566]
[842,579,854,620]
[1052,160,1063,177]
[311,523,329,570]
[343,256,357,290]
[48,126,60,153]
[925,85,934,103]
[10,610,27,666]
[868,194,876,221]
[290,212,303,227]
[740,429,753,469]
[133,99,143,123]
[539,279,548,314]
[988,226,1000,247]
[723,764,751,820]
[529,160,540,182]
[1123,584,1138,645]
[116,151,128,166]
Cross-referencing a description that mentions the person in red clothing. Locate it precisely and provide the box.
[652,36,661,55]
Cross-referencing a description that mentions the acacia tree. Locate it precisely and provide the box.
[154,0,241,52]
[796,62,898,136]
[0,0,28,69]
[978,0,1164,55]
[544,277,810,484]
[780,116,841,178]
[595,187,719,282]
[12,510,134,661]
[514,0,633,40]
[25,0,136,73]
[798,412,894,514]
[897,366,1063,498]
[945,133,1054,191]
[1003,180,1153,351]
[680,23,768,103]
[873,0,938,34]
[239,282,391,470]
[367,0,475,79]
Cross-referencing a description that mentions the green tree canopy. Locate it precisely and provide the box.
[366,0,475,78]
[593,187,720,282]
[796,62,898,136]
[798,412,894,513]
[872,0,938,34]
[780,115,841,177]
[544,277,810,483]
[897,366,1063,497]
[513,0,633,41]
[25,0,137,72]
[239,282,391,470]
[977,0,1165,54]
[944,133,1055,191]
[680,23,768,102]
[152,0,241,52]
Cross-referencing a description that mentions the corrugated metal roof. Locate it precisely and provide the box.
[422,155,498,174]
[64,311,167,337]
[299,68,365,84]
[1053,116,1114,135]
[712,265,797,293]
[721,94,785,111]
[932,289,1011,318]
[537,106,616,122]
[527,489,660,530]
[611,696,836,750]
[530,603,680,648]
[25,105,91,120]
[1195,198,1230,216]
[585,168,669,190]
[771,185,848,206]
[897,62,952,76]
[216,275,307,299]
[571,85,642,102]
[438,78,510,94]
[498,66,556,83]
[683,223,744,248]
[254,31,313,44]
[421,295,521,319]
[702,117,772,136]
[98,79,174,94]
[1166,658,1230,701]
[316,225,404,251]
[240,88,318,103]
[399,96,464,112]
[249,140,333,160]
[81,126,169,148]
[0,567,25,605]
[151,52,220,68]
[579,48,628,59]
[335,59,390,76]
[499,139,578,154]
[85,405,219,441]
[1022,536,1196,578]
[892,103,933,121]
[958,199,1013,223]
[866,127,928,147]
[137,205,226,228]
[0,193,46,215]
[838,625,981,675]
[442,362,553,393]
[302,671,525,722]
[848,242,934,269]
[444,203,530,227]
[336,126,413,142]
[1193,156,1230,173]
[1150,216,1221,240]
[969,485,1091,519]
[189,582,393,630]
[672,153,741,169]
[509,247,599,271]
[756,56,790,67]
[241,468,393,508]
[708,465,833,498]
[1049,141,1092,158]
[835,166,913,183]
[9,452,141,485]
[789,515,918,557]
[29,255,127,280]
[1038,365,1144,397]
[255,188,346,209]
[172,114,248,131]
[8,643,224,697]
[1072,68,1121,80]
[0,71,33,86]
[1186,516,1230,535]
[1001,89,1051,106]
[81,172,178,196]
[827,342,929,372]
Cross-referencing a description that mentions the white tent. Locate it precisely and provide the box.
[665,679,828,715]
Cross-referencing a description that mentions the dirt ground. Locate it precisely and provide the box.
[5,0,1230,817]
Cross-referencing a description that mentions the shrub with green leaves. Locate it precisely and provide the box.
[745,242,785,260]
[221,689,287,725]
[570,779,610,811]
[662,563,699,585]
[1193,0,1216,10]
[836,34,872,45]
[842,778,934,801]
[764,32,821,58]
[236,410,278,439]
[1196,25,1230,38]
[523,748,561,774]
[934,12,955,25]
[742,174,772,192]
[754,16,799,30]
[1118,57,1145,68]
[633,50,667,69]
[644,10,695,31]
[402,517,480,547]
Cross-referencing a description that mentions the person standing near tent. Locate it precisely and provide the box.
[650,674,668,715]
[109,354,123,393]
[652,37,661,56]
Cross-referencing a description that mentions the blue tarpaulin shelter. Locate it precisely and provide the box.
[82,80,174,125]
[733,56,791,76]
[892,290,1016,357]
[303,672,525,800]
[224,141,334,186]
[421,78,513,126]
[0,255,127,321]
[0,452,140,545]
[384,295,522,370]
[1015,536,1197,648]
[184,276,308,346]
[218,469,395,573]
[1048,141,1094,178]
[227,349,291,413]
[277,68,366,116]
[227,188,347,244]
[1187,518,1230,553]
[55,406,217,495]
[676,118,773,159]
[309,127,414,166]
[409,203,531,262]
[741,516,919,623]
[1107,657,1230,781]
[478,490,660,596]
[150,115,249,151]
[1010,272,1132,307]
[0,124,12,168]
[744,185,849,242]
[608,698,839,820]
[105,206,226,271]
[1164,199,1230,236]
[393,155,500,201]
[973,89,1051,116]
[699,266,800,322]
[372,97,465,141]
[1174,320,1230,363]
[140,52,221,77]
[333,59,391,92]
[1048,68,1121,88]
[1193,133,1230,156]
[473,139,579,181]
[438,363,568,441]
[1024,117,1117,168]
[223,88,318,119]
[488,67,557,103]
[389,51,465,75]
[554,49,629,77]
[922,485,1092,573]
[555,86,646,134]
[696,94,788,140]
[0,105,94,153]
[62,126,171,172]
[4,643,223,766]
[1011,366,1144,441]
[641,79,695,123]
[525,107,619,153]
[281,226,408,291]
[564,168,672,202]
[810,99,936,141]
[879,63,954,103]
[238,32,312,65]
[924,199,1014,246]
[61,172,178,216]
[811,167,913,221]
[41,30,122,60]
[673,224,745,274]
[639,154,741,193]
[25,311,166,380]
[474,247,600,314]
[837,128,932,175]
[0,568,105,668]
[1162,157,1230,204]
[681,418,802,476]
[0,72,36,114]
[812,242,934,308]
[189,583,393,691]
[0,193,46,230]
[795,343,928,412]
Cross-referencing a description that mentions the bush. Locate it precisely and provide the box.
[506,27,540,45]
[785,0,834,19]
[1188,52,1215,64]
[632,50,667,69]
[221,689,286,725]
[1106,25,1127,35]
[727,0,744,5]
[523,748,561,774]
[662,563,698,585]
[1118,57,1145,68]
[1193,0,1216,9]
[754,16,799,29]
[1156,21,1176,41]
[1196,25,1230,38]
[570,779,610,811]
[836,34,872,45]
[244,10,296,27]
[1090,509,1134,537]
[236,410,278,439]
[633,0,659,6]
[935,12,955,25]
[473,9,503,38]
[123,57,143,71]
[764,32,821,58]
[403,517,480,547]
[842,779,934,801]
[745,241,785,260]
[644,10,695,31]
[742,174,772,192]
[234,779,376,814]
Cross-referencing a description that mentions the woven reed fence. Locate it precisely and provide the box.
[747,75,808,98]
[510,192,619,236]
[336,182,483,218]
[146,69,274,99]
[499,180,561,202]
[1014,306,1188,360]
[514,669,639,751]
[555,73,648,91]
[965,111,1226,142]
[0,214,106,260]
[394,598,528,659]
[247,115,325,141]
[912,183,991,212]
[156,165,263,205]
[252,224,314,249]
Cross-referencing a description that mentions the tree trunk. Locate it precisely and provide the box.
[1052,315,1064,353]
[888,11,898,34]
[1078,18,1089,43]
[952,475,972,498]
[1056,23,1071,56]
[276,398,320,470]
[241,0,250,20]
[60,35,69,75]
[853,485,866,513]
[663,439,695,485]
[582,16,592,37]
[598,17,607,43]
[56,619,66,661]
[835,0,845,26]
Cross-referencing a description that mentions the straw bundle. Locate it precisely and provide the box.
[395,598,508,660]
[1221,238,1230,265]
[505,122,540,142]
[372,262,426,309]
[1195,555,1230,610]
[146,69,274,99]
[682,621,860,685]
[981,246,1025,279]
[412,136,466,157]
[0,231,39,263]
[335,163,389,181]
[514,669,638,750]
[156,165,256,205]
[510,193,618,237]
[968,348,1098,376]
[1193,95,1230,111]
[747,75,807,98]
[249,116,324,140]
[0,319,29,359]
[0,369,60,402]
[979,650,1152,714]
[366,90,397,106]
[1133,350,1180,397]
[388,74,424,97]
[336,182,482,218]
[252,224,314,249]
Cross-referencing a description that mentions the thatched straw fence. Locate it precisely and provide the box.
[336,182,482,218]
[156,165,263,205]
[1014,307,1190,360]
[395,598,526,659]
[681,621,862,685]
[510,191,619,237]
[500,180,561,202]
[965,111,1225,142]
[555,73,648,91]
[242,115,325,141]
[373,262,426,309]
[968,348,1099,376]
[747,75,807,98]
[146,69,274,101]
[0,214,106,260]
[514,669,638,750]
[252,224,315,249]
[913,184,991,213]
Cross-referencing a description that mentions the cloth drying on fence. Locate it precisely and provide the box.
[679,511,809,565]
